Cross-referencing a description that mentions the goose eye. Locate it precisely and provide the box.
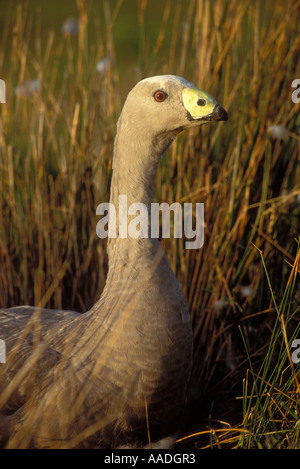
[154,90,168,102]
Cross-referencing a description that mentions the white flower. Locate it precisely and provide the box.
[267,125,289,141]
[213,299,228,314]
[239,285,254,298]
[62,17,79,35]
[96,57,112,73]
[15,80,40,97]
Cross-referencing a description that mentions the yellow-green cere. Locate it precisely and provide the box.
[182,87,217,119]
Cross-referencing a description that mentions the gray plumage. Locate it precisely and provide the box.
[0,75,227,448]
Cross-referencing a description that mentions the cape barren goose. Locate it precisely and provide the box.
[0,75,227,448]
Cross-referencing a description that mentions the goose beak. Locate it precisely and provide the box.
[182,86,228,122]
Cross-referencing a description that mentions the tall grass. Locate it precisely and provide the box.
[0,0,299,448]
[238,245,300,449]
[0,0,120,311]
[177,246,300,448]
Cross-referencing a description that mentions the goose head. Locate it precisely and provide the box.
[118,75,228,140]
[111,74,228,210]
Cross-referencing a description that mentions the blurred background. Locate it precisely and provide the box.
[0,0,299,448]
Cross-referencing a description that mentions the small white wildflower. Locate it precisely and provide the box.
[213,299,228,314]
[96,58,109,73]
[267,125,289,141]
[15,80,40,97]
[239,285,254,298]
[62,17,79,35]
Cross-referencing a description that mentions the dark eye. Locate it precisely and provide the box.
[197,98,206,106]
[154,90,168,102]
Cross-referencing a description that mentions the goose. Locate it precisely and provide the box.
[0,75,227,448]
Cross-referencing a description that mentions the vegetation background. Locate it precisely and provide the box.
[0,0,299,448]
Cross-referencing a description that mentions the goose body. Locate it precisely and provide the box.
[0,75,227,448]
